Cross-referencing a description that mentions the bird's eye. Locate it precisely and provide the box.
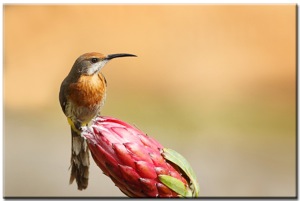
[91,58,98,63]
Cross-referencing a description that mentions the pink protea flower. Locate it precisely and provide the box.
[83,116,199,197]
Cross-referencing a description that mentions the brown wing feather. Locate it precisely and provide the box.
[59,80,68,115]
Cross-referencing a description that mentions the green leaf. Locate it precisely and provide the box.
[162,148,200,197]
[158,175,192,197]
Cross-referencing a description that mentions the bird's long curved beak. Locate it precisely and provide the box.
[106,53,137,60]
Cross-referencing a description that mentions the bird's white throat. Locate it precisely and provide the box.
[87,60,108,75]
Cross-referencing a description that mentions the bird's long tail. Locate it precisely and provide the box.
[69,128,90,190]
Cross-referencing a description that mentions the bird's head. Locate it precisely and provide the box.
[71,52,136,76]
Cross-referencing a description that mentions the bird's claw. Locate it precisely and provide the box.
[80,126,90,138]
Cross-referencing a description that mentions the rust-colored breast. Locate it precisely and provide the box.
[68,73,106,109]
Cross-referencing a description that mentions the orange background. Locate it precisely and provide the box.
[4,5,296,197]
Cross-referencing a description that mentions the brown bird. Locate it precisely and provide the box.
[59,52,136,190]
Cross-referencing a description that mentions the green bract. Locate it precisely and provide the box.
[160,148,200,197]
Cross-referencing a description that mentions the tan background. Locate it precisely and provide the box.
[4,5,296,197]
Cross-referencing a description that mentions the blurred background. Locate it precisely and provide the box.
[4,5,296,197]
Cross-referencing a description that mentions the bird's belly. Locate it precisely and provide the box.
[66,73,106,124]
[66,100,103,124]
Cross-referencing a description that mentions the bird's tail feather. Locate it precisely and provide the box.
[69,128,90,190]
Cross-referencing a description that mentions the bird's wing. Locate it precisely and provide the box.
[59,80,68,115]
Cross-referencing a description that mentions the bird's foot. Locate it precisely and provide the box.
[80,125,93,138]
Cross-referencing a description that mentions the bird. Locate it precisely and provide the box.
[59,52,136,190]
